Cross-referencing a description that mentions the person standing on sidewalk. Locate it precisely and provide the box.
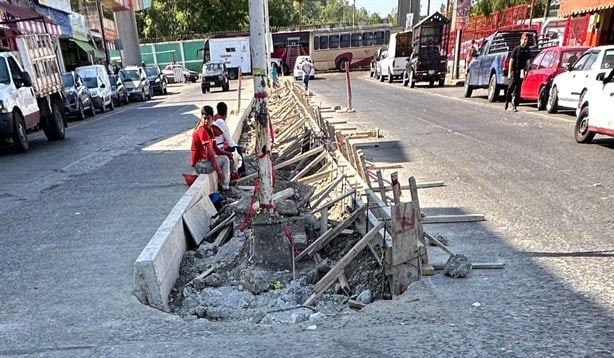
[212,101,246,176]
[191,105,234,191]
[505,32,532,112]
[301,58,313,92]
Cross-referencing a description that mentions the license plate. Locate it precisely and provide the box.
[428,70,435,75]
[210,82,215,85]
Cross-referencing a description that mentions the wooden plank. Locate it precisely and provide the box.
[297,168,337,184]
[432,262,505,270]
[338,272,351,294]
[422,214,486,224]
[347,299,366,309]
[320,207,328,234]
[391,172,401,206]
[238,146,325,183]
[390,202,419,266]
[182,196,217,245]
[291,150,327,181]
[303,221,385,306]
[310,175,344,208]
[376,170,386,201]
[310,190,357,214]
[408,176,428,264]
[252,188,295,210]
[380,181,446,191]
[297,203,367,261]
[212,226,232,248]
[424,232,455,256]
[202,213,236,242]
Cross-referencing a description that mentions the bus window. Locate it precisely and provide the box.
[362,32,373,46]
[329,35,340,48]
[385,31,390,44]
[351,33,361,47]
[319,36,329,50]
[374,31,385,45]
[340,34,351,48]
[314,36,320,50]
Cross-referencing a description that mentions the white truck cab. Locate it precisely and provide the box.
[377,31,412,83]
[0,34,66,152]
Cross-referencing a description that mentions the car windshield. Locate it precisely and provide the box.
[83,77,98,89]
[120,70,140,81]
[62,73,75,88]
[145,67,158,76]
[206,63,223,71]
[0,59,9,85]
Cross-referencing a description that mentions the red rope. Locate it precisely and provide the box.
[391,177,402,196]
[240,179,260,231]
[282,224,301,256]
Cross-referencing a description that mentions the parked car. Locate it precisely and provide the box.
[61,71,95,120]
[293,55,315,80]
[83,76,114,112]
[547,45,614,113]
[162,64,199,83]
[464,30,539,102]
[574,68,614,143]
[120,66,152,101]
[519,46,588,110]
[145,65,168,95]
[76,64,114,113]
[109,74,128,107]
[201,61,229,93]
[370,46,387,77]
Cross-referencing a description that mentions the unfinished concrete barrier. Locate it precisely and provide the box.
[133,97,254,312]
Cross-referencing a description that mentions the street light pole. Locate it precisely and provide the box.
[96,0,110,71]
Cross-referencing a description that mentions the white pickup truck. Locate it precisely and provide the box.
[377,31,412,83]
[0,33,66,152]
[575,68,614,143]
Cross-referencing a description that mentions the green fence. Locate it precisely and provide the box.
[110,39,205,72]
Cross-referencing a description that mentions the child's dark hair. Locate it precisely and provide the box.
[216,102,228,117]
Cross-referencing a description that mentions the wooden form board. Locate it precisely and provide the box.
[182,196,217,245]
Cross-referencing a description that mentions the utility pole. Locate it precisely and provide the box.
[248,0,292,269]
[96,0,110,71]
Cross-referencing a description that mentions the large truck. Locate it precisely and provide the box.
[0,31,66,152]
[202,36,251,80]
[376,31,412,83]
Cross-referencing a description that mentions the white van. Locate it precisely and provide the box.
[75,65,113,112]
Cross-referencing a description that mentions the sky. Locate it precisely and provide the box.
[356,0,447,17]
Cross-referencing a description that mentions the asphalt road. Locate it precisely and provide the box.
[0,73,612,357]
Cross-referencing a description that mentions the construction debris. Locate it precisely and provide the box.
[168,79,502,325]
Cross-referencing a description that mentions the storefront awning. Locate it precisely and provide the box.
[0,2,61,36]
[559,0,614,17]
[71,39,105,59]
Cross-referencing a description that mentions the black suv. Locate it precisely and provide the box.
[201,62,229,93]
[62,71,96,120]
[145,66,168,95]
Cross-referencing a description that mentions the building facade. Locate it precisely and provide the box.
[559,0,614,46]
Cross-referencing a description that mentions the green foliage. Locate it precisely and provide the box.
[136,0,392,41]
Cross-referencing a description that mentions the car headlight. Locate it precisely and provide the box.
[155,78,160,83]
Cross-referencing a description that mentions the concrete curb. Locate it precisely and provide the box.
[133,97,254,312]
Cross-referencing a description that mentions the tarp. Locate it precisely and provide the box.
[71,38,105,59]
[0,2,61,36]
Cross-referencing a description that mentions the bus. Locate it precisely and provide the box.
[311,24,392,71]
[271,30,310,75]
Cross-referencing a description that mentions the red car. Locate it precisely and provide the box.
[520,46,589,110]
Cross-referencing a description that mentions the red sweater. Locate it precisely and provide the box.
[190,126,230,166]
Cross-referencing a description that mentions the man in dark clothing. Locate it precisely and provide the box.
[505,32,533,112]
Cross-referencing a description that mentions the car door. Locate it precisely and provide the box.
[567,50,598,103]
[555,51,592,103]
[7,56,38,128]
[521,49,547,99]
[476,41,491,86]
[589,69,614,131]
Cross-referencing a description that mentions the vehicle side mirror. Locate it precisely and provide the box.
[564,63,572,71]
[472,50,479,58]
[19,71,32,87]
[100,83,106,88]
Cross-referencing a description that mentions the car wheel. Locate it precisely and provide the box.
[409,70,415,88]
[228,70,237,80]
[438,78,445,87]
[202,87,206,94]
[379,71,385,82]
[429,79,435,87]
[463,73,473,97]
[12,111,29,153]
[537,85,549,111]
[487,74,499,102]
[141,89,146,102]
[43,100,65,141]
[370,67,374,77]
[575,106,595,143]
[546,86,559,114]
[78,100,86,120]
